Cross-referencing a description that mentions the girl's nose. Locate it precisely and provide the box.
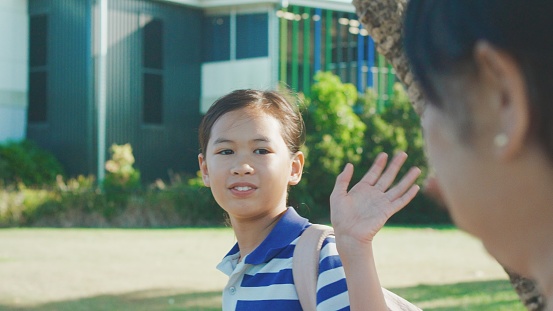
[231,163,254,175]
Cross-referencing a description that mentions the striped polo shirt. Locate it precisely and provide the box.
[217,207,351,310]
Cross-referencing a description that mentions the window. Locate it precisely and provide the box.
[143,73,163,124]
[203,15,230,62]
[28,14,48,123]
[142,17,164,125]
[28,72,47,123]
[143,18,163,69]
[30,14,48,67]
[236,13,268,59]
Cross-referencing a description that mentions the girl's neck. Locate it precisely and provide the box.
[231,207,288,259]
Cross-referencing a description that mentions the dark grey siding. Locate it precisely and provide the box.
[27,0,95,176]
[107,0,203,181]
[27,0,203,181]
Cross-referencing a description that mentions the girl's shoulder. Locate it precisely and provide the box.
[318,235,343,272]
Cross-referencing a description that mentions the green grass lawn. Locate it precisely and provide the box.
[0,226,525,310]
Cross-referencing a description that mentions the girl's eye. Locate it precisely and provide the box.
[218,149,233,155]
[255,149,270,155]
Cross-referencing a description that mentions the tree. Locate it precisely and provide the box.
[293,72,366,219]
[357,84,425,180]
[352,0,545,309]
[357,84,450,224]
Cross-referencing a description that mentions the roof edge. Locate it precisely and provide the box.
[155,0,355,12]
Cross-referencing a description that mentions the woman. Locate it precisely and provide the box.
[331,0,553,308]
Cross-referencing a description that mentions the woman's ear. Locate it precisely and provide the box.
[288,151,305,185]
[198,153,210,187]
[474,41,530,160]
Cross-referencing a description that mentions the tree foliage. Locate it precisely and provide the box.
[357,84,449,223]
[291,73,448,223]
[357,83,426,183]
[290,72,367,219]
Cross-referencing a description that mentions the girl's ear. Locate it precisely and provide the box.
[198,153,210,187]
[288,151,305,185]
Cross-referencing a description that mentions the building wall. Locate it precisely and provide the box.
[106,0,203,181]
[24,0,202,181]
[27,0,95,176]
[19,0,394,180]
[201,5,277,113]
[201,58,273,113]
[0,0,28,143]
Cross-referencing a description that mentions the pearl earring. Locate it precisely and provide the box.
[494,134,508,147]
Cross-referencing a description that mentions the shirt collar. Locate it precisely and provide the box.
[218,207,310,268]
[245,207,309,265]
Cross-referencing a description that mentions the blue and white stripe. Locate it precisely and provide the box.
[217,207,351,310]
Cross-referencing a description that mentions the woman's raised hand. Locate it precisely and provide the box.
[330,152,421,245]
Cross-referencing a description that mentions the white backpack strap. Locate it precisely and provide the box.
[293,224,423,311]
[382,288,423,311]
[292,224,334,311]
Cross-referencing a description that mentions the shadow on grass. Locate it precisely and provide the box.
[0,280,525,311]
[0,289,222,311]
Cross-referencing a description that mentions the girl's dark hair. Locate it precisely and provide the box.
[404,0,553,157]
[198,89,305,155]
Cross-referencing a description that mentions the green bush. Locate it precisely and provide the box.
[357,83,449,224]
[293,72,366,220]
[103,143,141,207]
[293,75,450,224]
[149,175,224,226]
[357,84,426,180]
[0,140,64,187]
[0,188,28,226]
[0,173,224,228]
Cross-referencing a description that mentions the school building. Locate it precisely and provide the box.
[1,0,396,181]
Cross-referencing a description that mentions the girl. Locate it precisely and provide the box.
[332,0,553,309]
[197,89,421,310]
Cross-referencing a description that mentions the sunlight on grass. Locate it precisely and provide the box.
[392,280,525,311]
[0,226,527,310]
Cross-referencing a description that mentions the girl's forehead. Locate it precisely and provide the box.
[210,109,282,137]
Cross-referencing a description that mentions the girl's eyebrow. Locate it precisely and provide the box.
[213,138,233,145]
[213,136,270,145]
[253,136,270,143]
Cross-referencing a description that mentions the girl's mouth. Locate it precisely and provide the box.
[233,186,253,191]
[229,183,257,196]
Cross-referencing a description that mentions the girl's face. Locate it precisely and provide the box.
[198,108,304,221]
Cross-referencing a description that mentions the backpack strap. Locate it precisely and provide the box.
[292,224,422,311]
[292,224,334,311]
